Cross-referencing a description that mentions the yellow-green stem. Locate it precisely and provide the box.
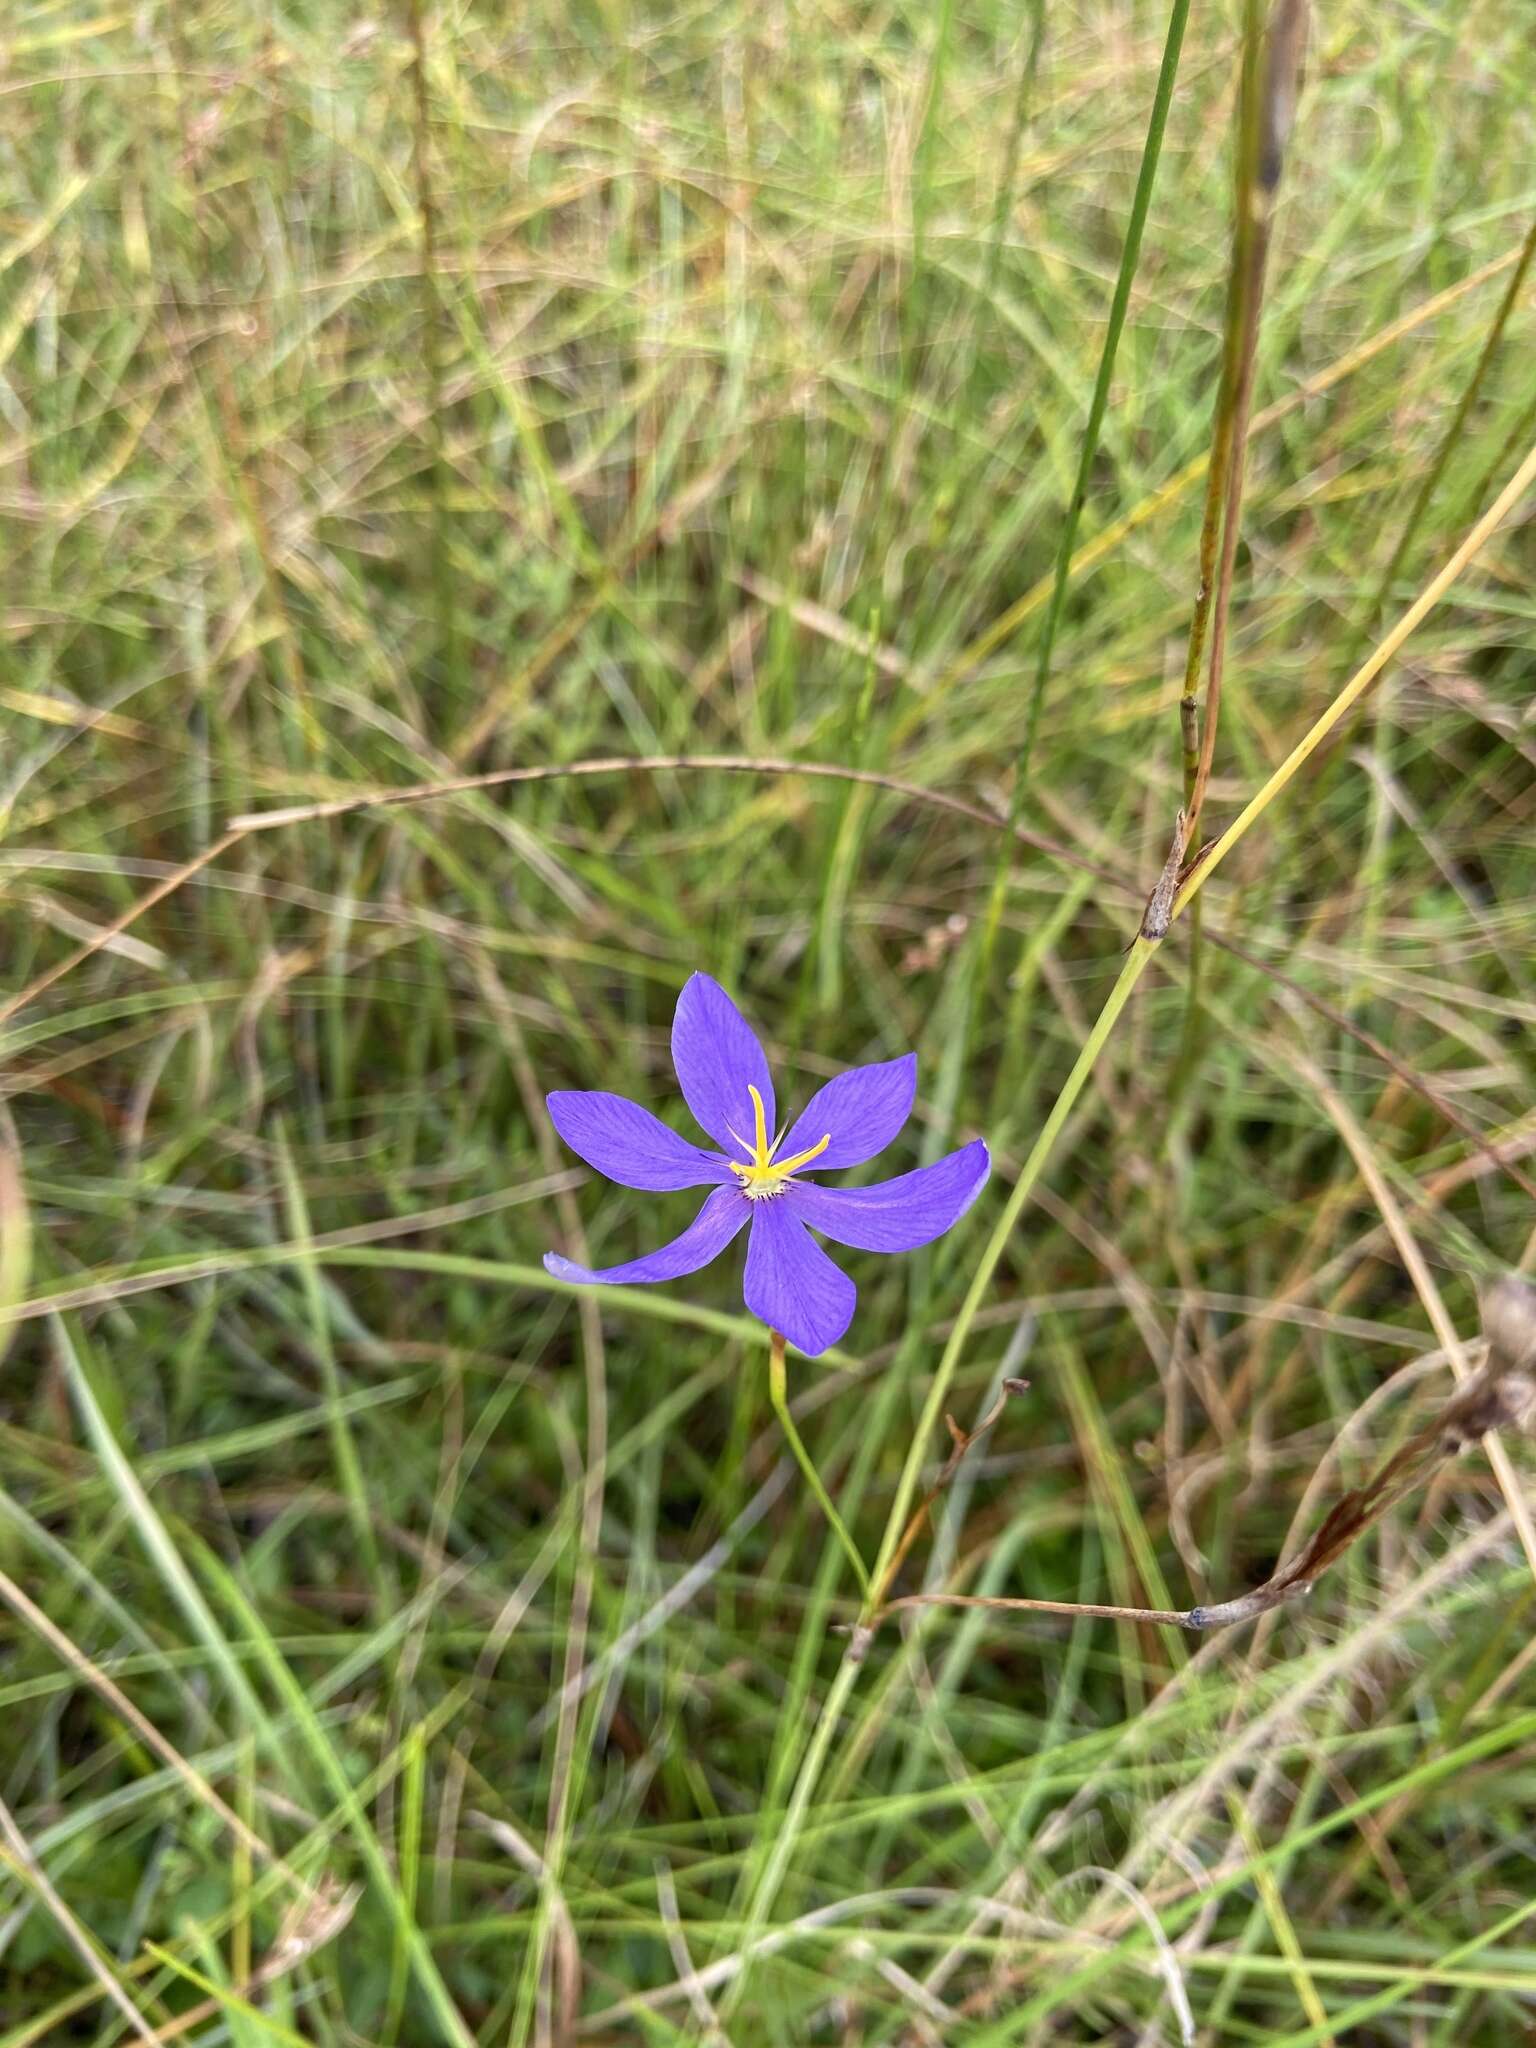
[768,1329,871,1597]
[866,936,1160,1609]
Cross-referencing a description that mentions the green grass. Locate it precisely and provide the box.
[4,0,1536,2040]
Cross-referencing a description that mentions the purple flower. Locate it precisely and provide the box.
[542,972,990,1356]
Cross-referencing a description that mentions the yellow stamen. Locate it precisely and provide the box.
[748,1084,770,1165]
[771,1130,832,1175]
[726,1085,832,1200]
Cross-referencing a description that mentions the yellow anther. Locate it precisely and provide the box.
[747,1084,771,1167]
[772,1130,832,1176]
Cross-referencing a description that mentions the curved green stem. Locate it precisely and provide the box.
[768,1329,871,1597]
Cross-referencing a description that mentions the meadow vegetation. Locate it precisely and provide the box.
[4,0,1536,2039]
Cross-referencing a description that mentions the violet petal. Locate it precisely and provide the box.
[544,1184,749,1286]
[742,1199,856,1357]
[777,1053,916,1170]
[670,971,775,1151]
[786,1139,989,1252]
[547,1089,733,1191]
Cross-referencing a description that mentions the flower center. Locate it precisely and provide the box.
[727,1084,830,1201]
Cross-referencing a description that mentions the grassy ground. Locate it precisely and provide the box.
[5,0,1536,2039]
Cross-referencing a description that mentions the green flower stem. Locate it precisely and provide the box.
[768,1328,871,1598]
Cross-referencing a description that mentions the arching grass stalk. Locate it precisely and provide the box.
[972,0,1194,989]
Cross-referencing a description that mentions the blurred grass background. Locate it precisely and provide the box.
[4,0,1536,2040]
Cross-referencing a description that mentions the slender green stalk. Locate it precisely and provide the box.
[769,1329,871,1597]
[868,938,1159,1599]
[1348,212,1536,995]
[1007,0,1192,789]
[974,0,1192,989]
[983,0,1046,293]
[1367,211,1536,631]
